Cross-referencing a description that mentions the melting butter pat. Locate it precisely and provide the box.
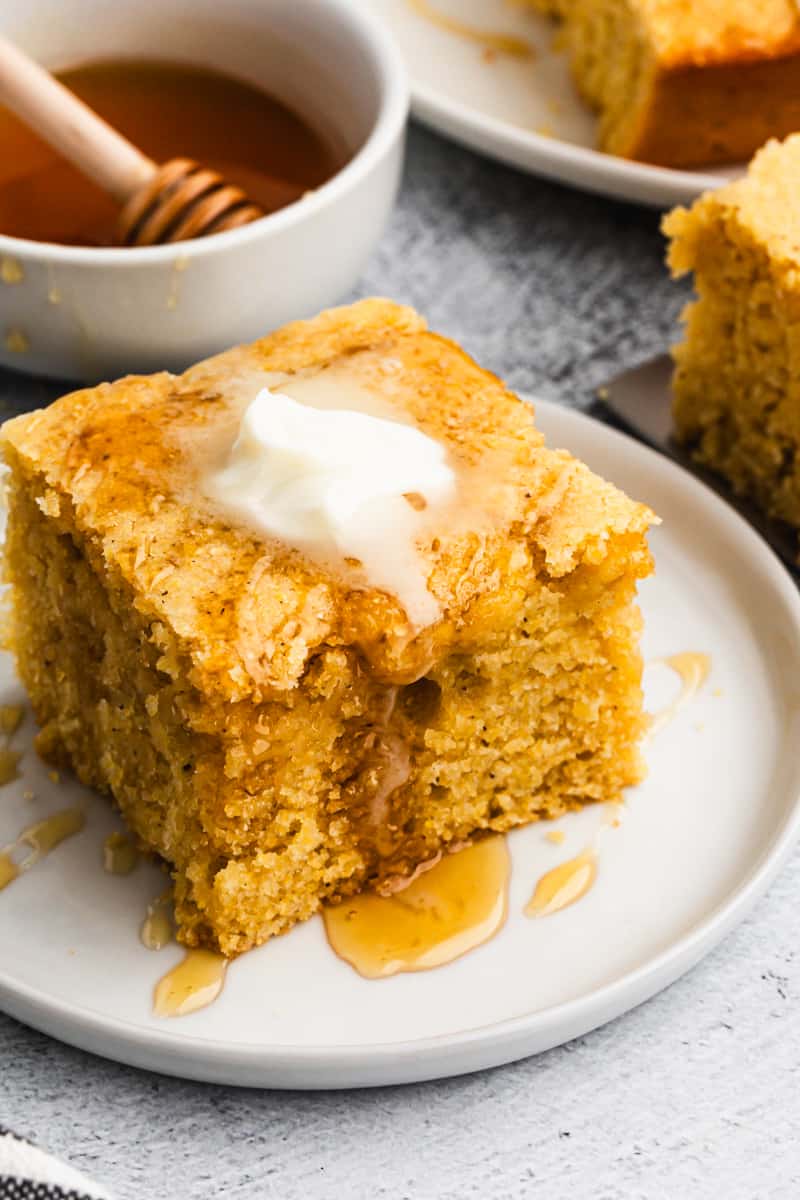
[207,388,456,627]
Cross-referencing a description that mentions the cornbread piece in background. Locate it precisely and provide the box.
[1,299,655,957]
[524,0,800,167]
[664,136,800,536]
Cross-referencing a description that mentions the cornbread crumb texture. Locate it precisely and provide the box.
[523,0,800,166]
[663,135,800,534]
[1,298,654,956]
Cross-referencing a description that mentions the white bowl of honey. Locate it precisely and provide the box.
[0,0,408,380]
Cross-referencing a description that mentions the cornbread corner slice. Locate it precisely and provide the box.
[1,298,655,957]
[524,0,800,167]
[663,135,800,532]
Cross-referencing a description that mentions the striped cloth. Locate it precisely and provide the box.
[0,1128,112,1200]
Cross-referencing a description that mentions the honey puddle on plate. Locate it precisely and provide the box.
[139,887,230,1018]
[0,852,19,889]
[323,836,510,979]
[0,748,21,787]
[103,831,139,876]
[648,652,711,737]
[523,648,713,925]
[153,950,228,1018]
[2,650,711,1014]
[408,0,535,57]
[525,849,597,918]
[0,807,86,890]
[141,888,174,951]
[0,704,25,786]
[0,704,24,736]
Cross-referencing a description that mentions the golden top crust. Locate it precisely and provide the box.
[664,135,800,291]
[531,0,800,67]
[641,0,800,68]
[2,299,653,700]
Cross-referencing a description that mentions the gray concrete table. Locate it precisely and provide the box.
[3,125,798,1200]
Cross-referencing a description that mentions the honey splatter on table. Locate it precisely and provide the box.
[4,330,29,354]
[0,257,23,284]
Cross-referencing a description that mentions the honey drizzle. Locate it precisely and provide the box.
[649,652,711,737]
[20,808,86,856]
[0,807,86,891]
[103,831,139,876]
[0,704,24,786]
[408,0,535,57]
[1,642,712,1011]
[323,836,510,979]
[0,851,19,890]
[153,950,228,1017]
[0,748,21,786]
[0,704,24,736]
[525,849,596,918]
[141,888,174,950]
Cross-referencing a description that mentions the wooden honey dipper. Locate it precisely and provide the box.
[0,35,265,246]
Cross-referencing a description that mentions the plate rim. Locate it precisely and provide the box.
[2,399,800,1088]
[409,81,727,209]
[362,0,734,207]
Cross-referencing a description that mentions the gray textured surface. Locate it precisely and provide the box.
[2,125,797,1200]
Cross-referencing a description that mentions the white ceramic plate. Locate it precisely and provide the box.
[360,0,742,207]
[2,400,800,1089]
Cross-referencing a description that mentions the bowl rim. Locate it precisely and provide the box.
[0,0,409,266]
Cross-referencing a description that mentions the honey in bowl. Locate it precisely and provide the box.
[0,59,344,246]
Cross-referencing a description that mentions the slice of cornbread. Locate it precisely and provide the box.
[525,0,800,167]
[1,299,655,956]
[664,136,800,533]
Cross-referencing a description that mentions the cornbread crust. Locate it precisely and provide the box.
[525,0,800,167]
[664,136,800,532]
[2,299,655,955]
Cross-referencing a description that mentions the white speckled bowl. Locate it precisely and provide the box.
[0,0,408,380]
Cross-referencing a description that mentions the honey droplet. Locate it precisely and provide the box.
[0,747,21,786]
[20,807,85,857]
[323,836,510,979]
[0,257,23,284]
[141,889,174,950]
[403,491,427,512]
[525,849,596,918]
[0,704,24,736]
[153,949,228,1017]
[103,831,139,875]
[408,0,535,57]
[0,807,86,891]
[4,330,29,354]
[0,851,20,890]
[545,829,566,846]
[649,652,711,737]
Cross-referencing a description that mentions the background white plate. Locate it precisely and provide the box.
[361,0,741,207]
[2,400,800,1089]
